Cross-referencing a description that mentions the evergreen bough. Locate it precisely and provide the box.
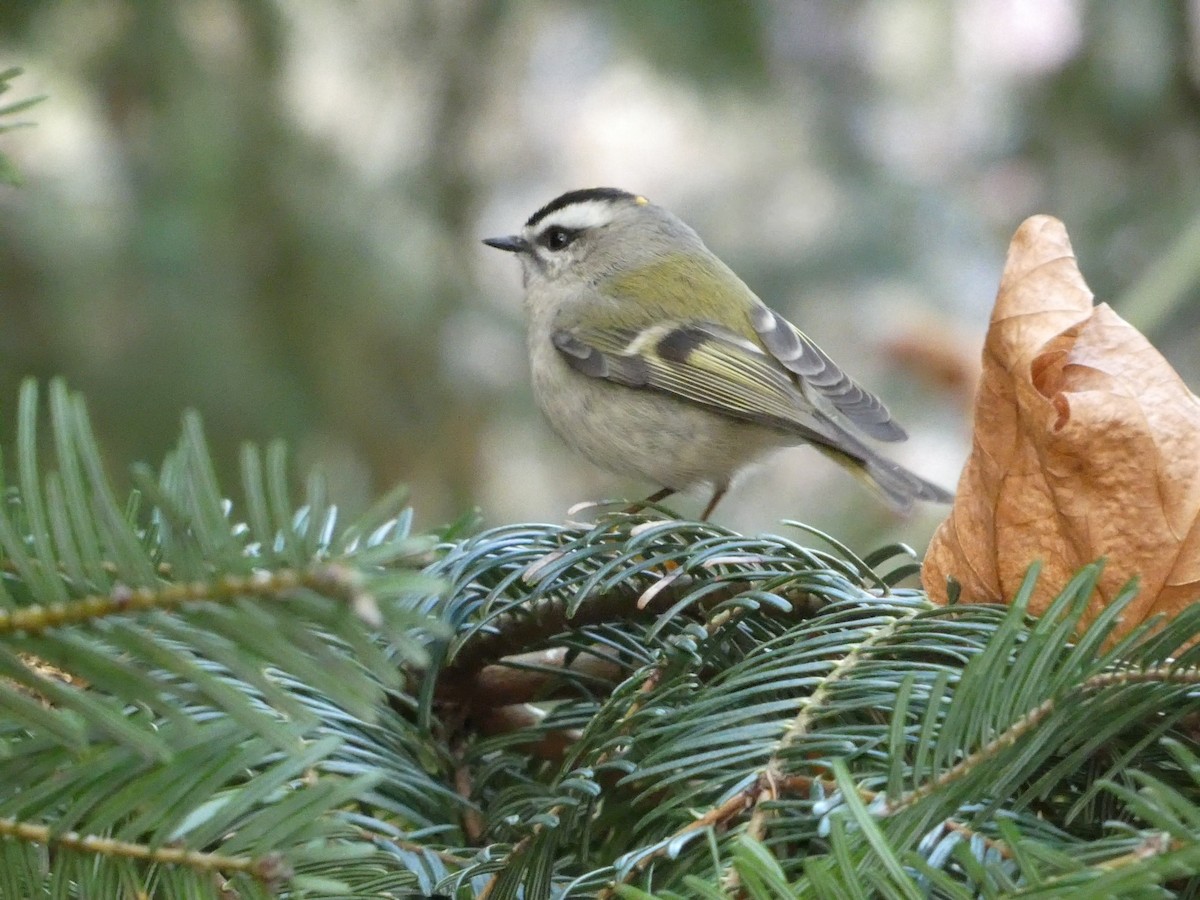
[0,377,1195,898]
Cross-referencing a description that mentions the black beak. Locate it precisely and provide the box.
[483,234,529,253]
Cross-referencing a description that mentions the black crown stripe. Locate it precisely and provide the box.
[525,187,637,228]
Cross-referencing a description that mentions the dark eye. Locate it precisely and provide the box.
[541,226,576,251]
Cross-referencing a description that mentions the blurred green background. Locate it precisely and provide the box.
[1,1,1198,546]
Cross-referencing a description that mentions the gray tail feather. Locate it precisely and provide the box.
[812,437,954,514]
[864,455,955,513]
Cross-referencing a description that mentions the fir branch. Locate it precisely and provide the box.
[0,816,292,886]
[886,665,1200,815]
[749,602,921,831]
[477,665,666,898]
[725,605,922,892]
[435,575,759,698]
[1,377,1196,895]
[0,566,376,635]
[596,767,1020,897]
[0,379,450,896]
[1093,831,1178,870]
[597,784,759,899]
[436,535,1200,895]
[427,517,841,701]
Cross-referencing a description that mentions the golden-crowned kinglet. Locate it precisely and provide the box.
[484,187,953,518]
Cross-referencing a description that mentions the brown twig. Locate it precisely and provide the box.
[474,703,582,762]
[436,577,825,703]
[453,750,485,846]
[0,816,290,886]
[437,581,722,694]
[1094,832,1179,869]
[0,565,376,636]
[472,646,625,707]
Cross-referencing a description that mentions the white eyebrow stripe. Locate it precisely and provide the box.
[532,200,619,234]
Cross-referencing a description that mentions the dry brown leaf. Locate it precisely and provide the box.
[922,215,1200,637]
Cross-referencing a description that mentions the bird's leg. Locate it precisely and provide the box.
[699,486,728,521]
[624,487,676,515]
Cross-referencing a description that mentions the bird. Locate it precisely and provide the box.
[483,187,952,519]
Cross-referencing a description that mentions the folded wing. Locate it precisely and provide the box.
[552,320,952,510]
[553,321,841,449]
[749,305,906,442]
